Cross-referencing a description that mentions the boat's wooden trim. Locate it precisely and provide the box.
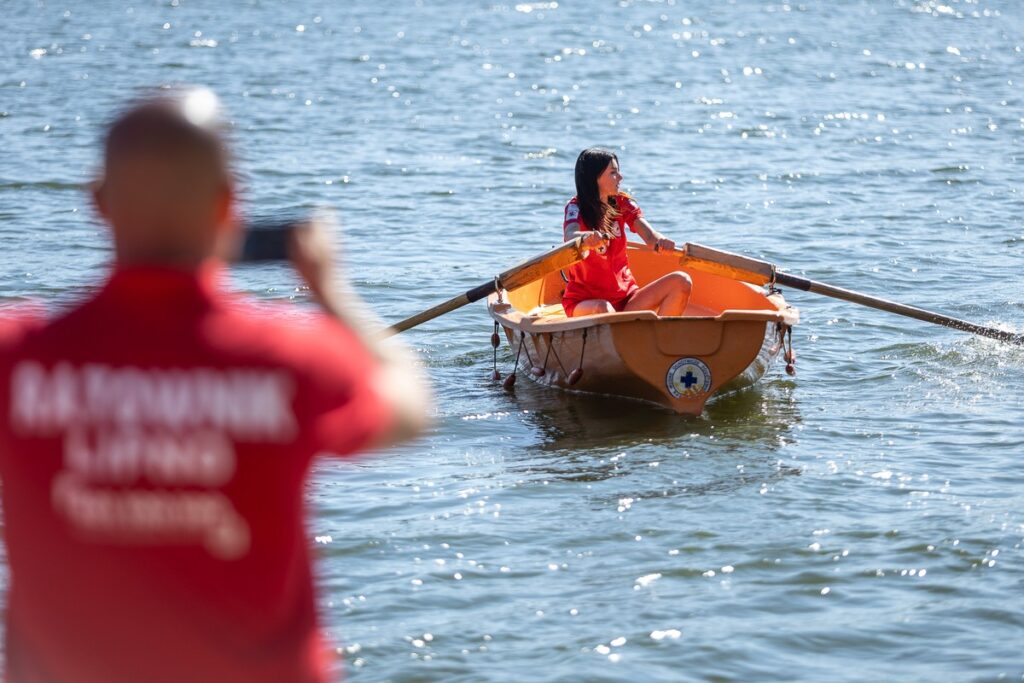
[676,243,776,286]
[490,303,793,333]
[767,293,801,325]
[491,306,659,332]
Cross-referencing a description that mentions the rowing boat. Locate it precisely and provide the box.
[487,243,799,415]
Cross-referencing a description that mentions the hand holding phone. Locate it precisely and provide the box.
[237,217,303,262]
[287,212,337,303]
[236,210,339,315]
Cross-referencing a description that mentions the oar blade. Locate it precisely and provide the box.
[678,243,774,286]
[680,242,1024,347]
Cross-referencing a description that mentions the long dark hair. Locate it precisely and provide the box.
[574,147,618,233]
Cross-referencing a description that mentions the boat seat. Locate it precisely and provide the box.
[525,303,567,319]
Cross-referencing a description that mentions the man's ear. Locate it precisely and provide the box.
[90,177,109,221]
[212,182,240,261]
[214,181,235,228]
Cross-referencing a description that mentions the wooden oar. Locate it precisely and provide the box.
[386,237,586,335]
[677,243,1024,345]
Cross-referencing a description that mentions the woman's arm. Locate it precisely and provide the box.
[632,216,675,252]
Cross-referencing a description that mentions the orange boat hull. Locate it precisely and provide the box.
[487,244,799,415]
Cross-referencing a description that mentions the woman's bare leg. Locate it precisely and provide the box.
[569,299,615,317]
[623,271,692,316]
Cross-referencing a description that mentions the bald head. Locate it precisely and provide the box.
[104,88,229,179]
[94,87,236,268]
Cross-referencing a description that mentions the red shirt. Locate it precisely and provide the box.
[0,264,392,683]
[561,194,643,306]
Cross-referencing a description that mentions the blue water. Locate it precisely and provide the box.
[3,1,1024,680]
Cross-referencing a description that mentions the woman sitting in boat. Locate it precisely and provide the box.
[561,147,692,318]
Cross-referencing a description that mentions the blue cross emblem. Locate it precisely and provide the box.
[667,358,711,399]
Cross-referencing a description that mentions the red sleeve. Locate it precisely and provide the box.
[297,319,394,457]
[0,305,43,351]
[621,196,643,233]
[563,201,582,231]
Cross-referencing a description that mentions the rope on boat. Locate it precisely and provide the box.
[503,329,534,390]
[519,330,535,368]
[783,324,796,376]
[548,332,570,378]
[768,265,779,295]
[533,334,554,377]
[490,321,502,381]
[770,322,784,356]
[567,328,587,386]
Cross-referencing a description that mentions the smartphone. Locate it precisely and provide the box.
[237,217,303,262]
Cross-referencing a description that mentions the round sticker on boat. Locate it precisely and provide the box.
[666,357,712,398]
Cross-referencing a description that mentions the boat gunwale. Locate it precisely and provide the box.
[488,296,799,333]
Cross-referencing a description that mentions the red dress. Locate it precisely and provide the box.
[0,264,393,683]
[561,194,643,317]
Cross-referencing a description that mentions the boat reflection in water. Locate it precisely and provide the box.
[491,362,803,506]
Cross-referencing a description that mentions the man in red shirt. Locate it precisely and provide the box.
[0,88,429,682]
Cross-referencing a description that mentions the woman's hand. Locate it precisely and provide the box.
[654,237,676,253]
[582,231,609,249]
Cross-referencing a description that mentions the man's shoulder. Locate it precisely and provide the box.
[212,299,370,371]
[0,305,47,355]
